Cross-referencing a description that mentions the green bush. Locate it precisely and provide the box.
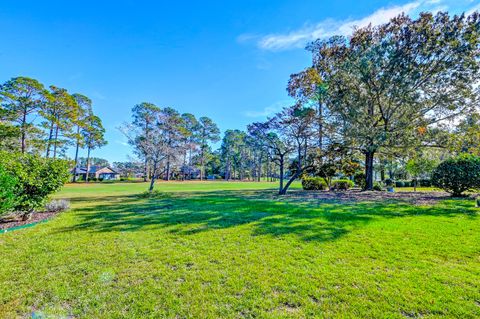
[301,177,328,190]
[385,178,394,186]
[0,165,18,216]
[0,151,71,214]
[432,154,480,196]
[395,181,405,187]
[372,182,384,191]
[418,179,432,187]
[353,172,366,189]
[331,179,354,190]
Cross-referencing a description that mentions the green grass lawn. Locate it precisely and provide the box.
[0,181,479,318]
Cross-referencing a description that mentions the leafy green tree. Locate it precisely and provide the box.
[181,113,200,179]
[306,12,480,189]
[432,154,480,196]
[82,114,107,182]
[406,157,438,191]
[197,116,220,180]
[42,86,80,158]
[130,103,161,181]
[77,157,110,168]
[71,93,92,182]
[449,112,480,156]
[160,107,188,181]
[288,67,329,153]
[275,105,317,194]
[0,77,46,153]
[0,151,70,220]
[248,119,293,193]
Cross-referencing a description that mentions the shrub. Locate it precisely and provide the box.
[44,199,70,213]
[0,151,70,215]
[301,177,328,190]
[354,172,366,189]
[331,179,354,190]
[432,154,480,196]
[372,182,384,191]
[385,178,394,186]
[418,179,432,187]
[0,165,18,217]
[395,181,405,187]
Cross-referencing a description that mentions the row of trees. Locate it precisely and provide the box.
[118,11,480,195]
[0,77,107,181]
[238,11,480,193]
[123,103,220,190]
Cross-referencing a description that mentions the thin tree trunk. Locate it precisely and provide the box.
[278,157,284,194]
[72,126,80,183]
[21,108,27,153]
[86,147,91,183]
[165,158,170,181]
[143,157,148,182]
[53,125,59,158]
[149,160,158,192]
[200,147,205,181]
[365,151,375,190]
[317,100,323,162]
[45,121,54,158]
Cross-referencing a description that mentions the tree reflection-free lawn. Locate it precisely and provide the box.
[0,182,479,318]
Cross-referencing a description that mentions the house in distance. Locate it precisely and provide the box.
[71,166,120,181]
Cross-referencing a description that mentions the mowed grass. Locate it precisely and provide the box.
[0,182,479,318]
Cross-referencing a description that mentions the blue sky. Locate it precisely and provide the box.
[1,0,478,163]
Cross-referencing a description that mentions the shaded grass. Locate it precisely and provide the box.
[0,181,479,318]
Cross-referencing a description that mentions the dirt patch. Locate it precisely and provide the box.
[277,190,455,205]
[0,211,58,231]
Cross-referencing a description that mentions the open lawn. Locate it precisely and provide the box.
[0,182,479,318]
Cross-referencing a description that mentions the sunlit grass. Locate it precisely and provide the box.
[0,182,478,318]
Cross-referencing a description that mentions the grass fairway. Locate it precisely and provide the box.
[0,182,479,318]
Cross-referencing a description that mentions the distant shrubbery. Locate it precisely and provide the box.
[353,172,366,189]
[331,179,354,190]
[372,182,384,191]
[0,151,70,219]
[301,177,328,190]
[432,154,480,196]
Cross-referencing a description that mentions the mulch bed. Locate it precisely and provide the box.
[0,211,58,231]
[278,189,458,205]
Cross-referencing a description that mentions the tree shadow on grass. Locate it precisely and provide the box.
[56,190,478,243]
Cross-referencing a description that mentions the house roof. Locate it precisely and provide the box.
[71,166,119,174]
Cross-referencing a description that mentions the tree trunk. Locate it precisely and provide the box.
[200,147,205,181]
[72,127,80,183]
[86,147,91,183]
[317,100,323,151]
[45,121,54,158]
[149,161,158,192]
[165,157,170,181]
[279,170,302,195]
[278,157,284,194]
[21,108,27,153]
[53,125,59,158]
[143,157,148,182]
[365,151,375,190]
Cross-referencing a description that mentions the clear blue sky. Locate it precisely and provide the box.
[1,0,478,163]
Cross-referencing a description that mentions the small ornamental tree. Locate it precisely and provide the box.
[0,151,70,219]
[432,154,480,196]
